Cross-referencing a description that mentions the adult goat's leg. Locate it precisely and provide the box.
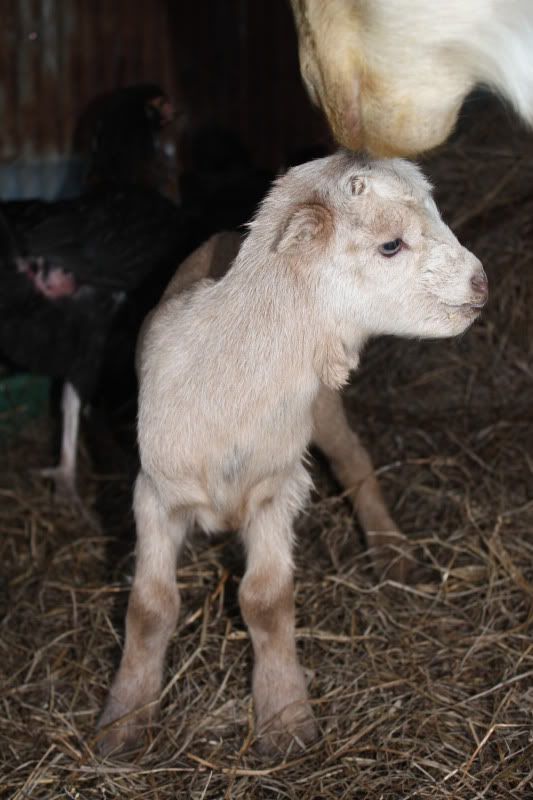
[312,385,411,581]
[239,466,316,753]
[98,471,186,753]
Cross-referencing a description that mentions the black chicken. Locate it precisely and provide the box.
[79,83,177,194]
[179,125,272,244]
[0,85,183,506]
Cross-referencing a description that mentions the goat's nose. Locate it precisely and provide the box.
[470,270,489,305]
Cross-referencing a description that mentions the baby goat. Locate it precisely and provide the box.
[98,153,488,754]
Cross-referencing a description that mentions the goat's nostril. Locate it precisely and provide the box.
[470,271,489,301]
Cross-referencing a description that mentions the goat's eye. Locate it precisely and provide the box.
[379,238,403,256]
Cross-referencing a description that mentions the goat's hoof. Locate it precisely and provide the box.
[96,700,153,757]
[256,703,317,755]
[382,551,412,583]
[367,529,414,583]
[96,724,139,757]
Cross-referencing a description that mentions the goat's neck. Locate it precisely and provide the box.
[224,258,316,376]
[226,253,367,395]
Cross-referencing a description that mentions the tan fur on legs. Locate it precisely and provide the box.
[239,466,317,754]
[312,385,411,581]
[97,471,186,754]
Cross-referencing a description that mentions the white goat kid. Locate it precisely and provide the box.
[98,152,488,754]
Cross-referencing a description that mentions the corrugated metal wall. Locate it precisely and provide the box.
[0,0,178,198]
[169,1,328,170]
[0,1,327,198]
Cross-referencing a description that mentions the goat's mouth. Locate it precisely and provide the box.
[441,300,486,315]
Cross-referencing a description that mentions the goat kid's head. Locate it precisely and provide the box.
[268,152,487,343]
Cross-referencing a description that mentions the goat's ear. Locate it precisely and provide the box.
[274,203,332,254]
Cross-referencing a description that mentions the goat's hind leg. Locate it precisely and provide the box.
[239,466,317,754]
[312,385,412,582]
[98,471,186,754]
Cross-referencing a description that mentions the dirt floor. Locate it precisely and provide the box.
[1,97,533,799]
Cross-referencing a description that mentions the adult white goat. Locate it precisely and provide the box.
[291,0,533,155]
[98,153,487,754]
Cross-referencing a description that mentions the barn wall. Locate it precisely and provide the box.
[0,1,327,198]
[169,1,328,170]
[0,0,178,198]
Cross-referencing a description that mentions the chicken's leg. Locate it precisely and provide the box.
[39,382,94,519]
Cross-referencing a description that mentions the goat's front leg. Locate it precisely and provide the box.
[312,385,411,582]
[239,467,317,754]
[98,471,186,754]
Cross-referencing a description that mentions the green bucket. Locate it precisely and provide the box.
[0,371,50,440]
